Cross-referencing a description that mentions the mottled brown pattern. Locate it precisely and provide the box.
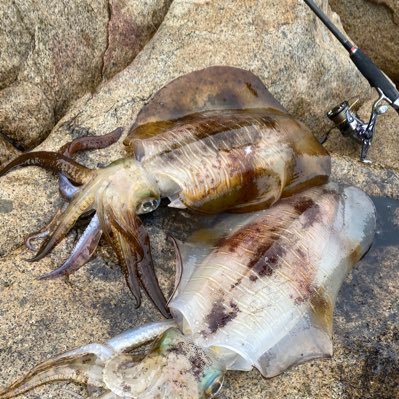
[293,197,321,228]
[293,198,315,214]
[125,66,287,146]
[252,242,287,277]
[205,299,240,334]
[188,355,206,379]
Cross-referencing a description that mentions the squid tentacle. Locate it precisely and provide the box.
[113,227,143,309]
[28,190,95,262]
[95,200,142,307]
[59,173,80,200]
[59,127,123,158]
[0,345,113,399]
[0,152,93,185]
[56,127,123,199]
[55,126,123,206]
[38,214,102,280]
[136,229,171,319]
[24,207,66,252]
[105,206,170,317]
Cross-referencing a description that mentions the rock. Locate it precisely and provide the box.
[102,0,173,80]
[0,82,55,150]
[0,137,21,168]
[0,0,172,150]
[330,0,399,86]
[0,1,397,398]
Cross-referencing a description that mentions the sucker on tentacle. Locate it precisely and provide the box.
[0,66,331,316]
[0,183,376,398]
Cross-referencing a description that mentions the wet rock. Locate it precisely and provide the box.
[0,0,172,150]
[330,0,399,86]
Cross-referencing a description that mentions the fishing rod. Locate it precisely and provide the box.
[304,0,399,162]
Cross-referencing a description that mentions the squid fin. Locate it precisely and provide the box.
[167,236,184,303]
[125,66,287,145]
[256,288,334,378]
[167,237,211,301]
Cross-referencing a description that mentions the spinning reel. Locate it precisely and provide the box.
[323,90,389,162]
[304,0,399,162]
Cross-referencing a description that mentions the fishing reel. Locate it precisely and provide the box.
[321,89,390,163]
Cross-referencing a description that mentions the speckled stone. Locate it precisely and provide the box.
[0,0,172,151]
[330,0,399,86]
[0,1,398,398]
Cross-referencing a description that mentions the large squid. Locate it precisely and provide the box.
[0,183,376,398]
[0,66,330,317]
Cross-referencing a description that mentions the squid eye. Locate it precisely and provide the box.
[136,198,160,214]
[205,375,224,398]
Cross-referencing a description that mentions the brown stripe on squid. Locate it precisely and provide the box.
[0,66,330,317]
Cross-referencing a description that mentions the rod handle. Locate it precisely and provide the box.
[350,48,399,113]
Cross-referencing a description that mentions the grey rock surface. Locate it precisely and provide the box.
[330,0,399,86]
[0,0,398,398]
[0,0,172,151]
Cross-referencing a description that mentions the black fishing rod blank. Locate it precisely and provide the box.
[304,0,399,162]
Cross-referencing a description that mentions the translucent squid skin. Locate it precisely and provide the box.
[0,183,376,399]
[0,66,330,317]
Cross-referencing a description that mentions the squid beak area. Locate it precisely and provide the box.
[100,206,171,318]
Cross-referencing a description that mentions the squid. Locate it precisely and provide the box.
[0,66,330,317]
[0,183,376,398]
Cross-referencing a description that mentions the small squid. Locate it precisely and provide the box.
[0,183,376,398]
[0,66,330,316]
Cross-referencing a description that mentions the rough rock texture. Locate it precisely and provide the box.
[0,0,172,151]
[0,0,398,398]
[0,137,20,169]
[330,0,399,86]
